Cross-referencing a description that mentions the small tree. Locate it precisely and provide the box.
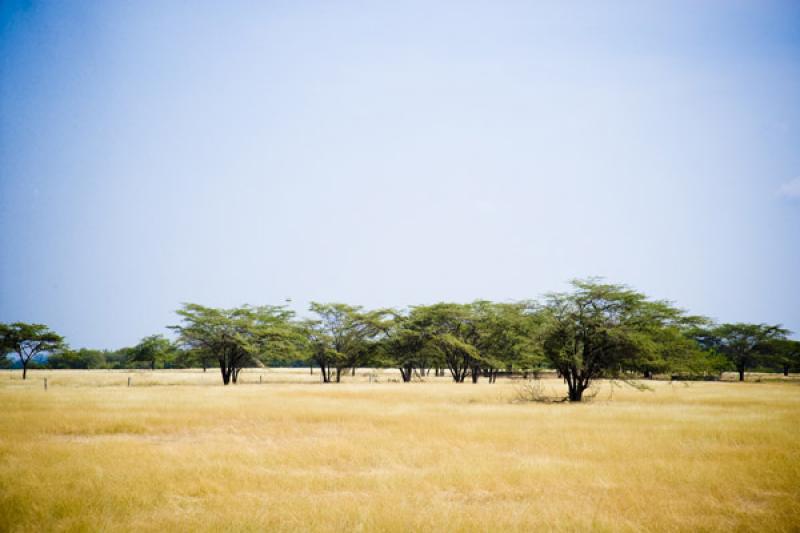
[706,323,788,381]
[0,322,65,379]
[759,338,800,377]
[127,335,176,370]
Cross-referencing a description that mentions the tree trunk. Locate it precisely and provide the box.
[738,366,745,382]
[352,367,356,376]
[565,370,587,402]
[568,386,584,402]
[310,364,313,375]
[219,358,231,385]
[22,363,28,380]
[643,370,652,379]
[784,364,789,377]
[151,359,155,371]
[449,366,462,382]
[336,367,342,383]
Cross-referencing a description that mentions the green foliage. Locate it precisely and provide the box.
[8,281,795,392]
[0,322,65,379]
[693,323,788,380]
[47,348,107,369]
[170,303,299,385]
[469,300,545,376]
[405,302,478,382]
[127,335,177,370]
[755,338,800,376]
[303,303,384,382]
[377,301,543,383]
[103,349,133,369]
[540,279,702,401]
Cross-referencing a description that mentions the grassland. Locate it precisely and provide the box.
[1,369,799,532]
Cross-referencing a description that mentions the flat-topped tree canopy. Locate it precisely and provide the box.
[170,303,299,385]
[701,323,790,381]
[540,279,705,401]
[0,322,65,379]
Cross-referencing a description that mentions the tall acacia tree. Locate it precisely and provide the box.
[0,322,65,379]
[171,303,297,385]
[540,280,695,402]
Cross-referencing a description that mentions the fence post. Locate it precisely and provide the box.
[259,375,263,384]
[44,377,47,391]
[127,377,131,387]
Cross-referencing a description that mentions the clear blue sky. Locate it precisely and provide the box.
[1,0,799,348]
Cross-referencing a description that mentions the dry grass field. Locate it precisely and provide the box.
[1,369,799,532]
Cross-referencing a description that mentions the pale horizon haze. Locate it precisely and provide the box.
[1,0,799,348]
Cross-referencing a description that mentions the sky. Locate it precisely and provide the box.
[1,0,799,348]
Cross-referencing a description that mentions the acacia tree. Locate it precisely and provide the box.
[0,322,65,379]
[374,306,463,382]
[170,303,296,385]
[641,324,727,379]
[702,323,788,381]
[763,339,800,376]
[304,303,381,382]
[470,301,544,382]
[371,310,423,382]
[127,334,176,370]
[540,280,695,402]
[749,336,799,377]
[407,301,545,384]
[404,303,484,383]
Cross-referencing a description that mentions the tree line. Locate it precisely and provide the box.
[2,280,798,401]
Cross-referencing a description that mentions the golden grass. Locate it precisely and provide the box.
[1,369,799,532]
